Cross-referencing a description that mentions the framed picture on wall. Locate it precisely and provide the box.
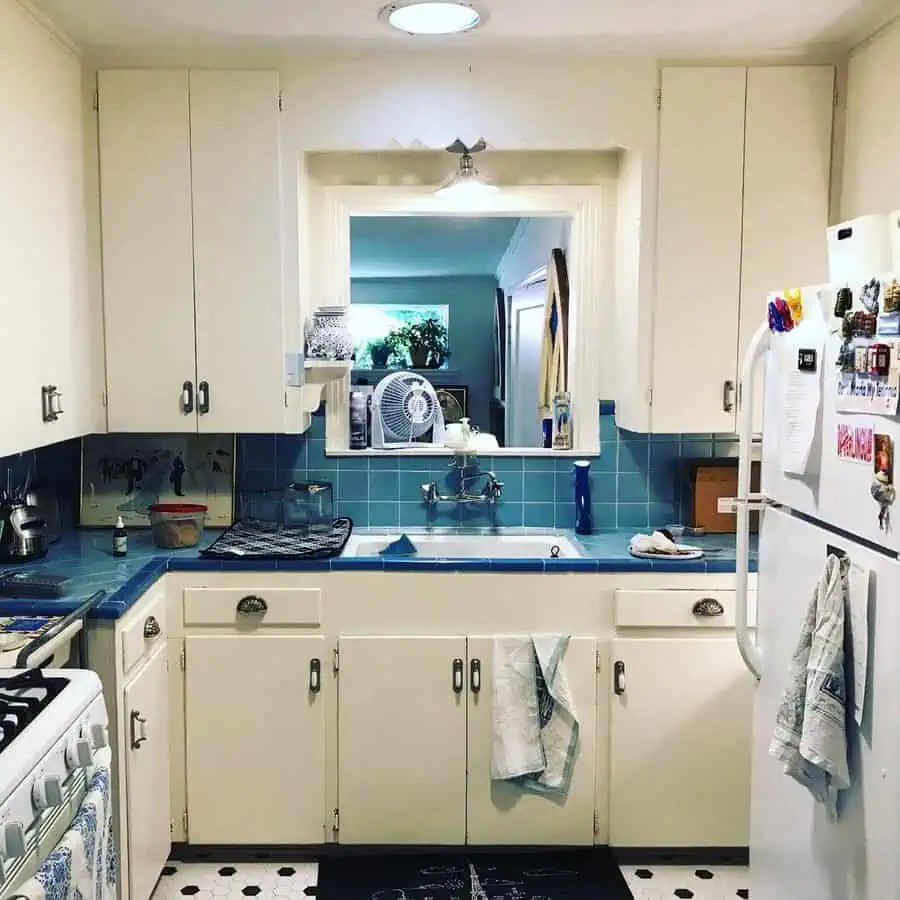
[437,386,468,424]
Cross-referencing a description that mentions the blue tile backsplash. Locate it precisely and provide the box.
[0,404,737,533]
[234,403,738,531]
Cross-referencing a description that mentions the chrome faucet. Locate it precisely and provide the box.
[420,458,504,506]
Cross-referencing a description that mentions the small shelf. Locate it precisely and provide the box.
[293,359,354,426]
[304,359,354,383]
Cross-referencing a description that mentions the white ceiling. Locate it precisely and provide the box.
[32,0,898,55]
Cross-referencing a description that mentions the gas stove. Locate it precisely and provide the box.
[0,669,108,884]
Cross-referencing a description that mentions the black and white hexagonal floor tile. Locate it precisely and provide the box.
[152,862,318,900]
[620,864,749,900]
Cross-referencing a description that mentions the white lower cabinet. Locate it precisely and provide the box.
[465,635,598,845]
[337,635,468,844]
[184,635,327,844]
[336,634,599,846]
[123,646,171,900]
[609,637,754,847]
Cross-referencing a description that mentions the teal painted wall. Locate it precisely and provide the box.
[351,275,497,431]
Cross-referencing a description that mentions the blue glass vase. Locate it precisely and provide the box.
[574,460,592,535]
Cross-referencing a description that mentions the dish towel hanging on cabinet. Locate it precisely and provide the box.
[536,249,570,418]
[770,554,851,819]
[11,765,117,900]
[491,634,579,797]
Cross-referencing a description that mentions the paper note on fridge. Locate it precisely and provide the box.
[848,561,870,726]
[777,332,824,475]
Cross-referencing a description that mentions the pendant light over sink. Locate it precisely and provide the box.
[380,1,482,35]
[435,138,498,200]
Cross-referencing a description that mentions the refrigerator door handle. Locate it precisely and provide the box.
[734,320,771,681]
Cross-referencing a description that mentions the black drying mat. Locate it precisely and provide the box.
[200,518,352,561]
[316,850,632,900]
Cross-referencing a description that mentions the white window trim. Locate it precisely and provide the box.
[312,184,608,456]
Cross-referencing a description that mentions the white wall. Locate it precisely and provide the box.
[841,18,900,219]
[496,217,573,294]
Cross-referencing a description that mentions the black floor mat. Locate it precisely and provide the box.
[317,850,633,900]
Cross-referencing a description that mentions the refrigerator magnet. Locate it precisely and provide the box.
[786,287,804,324]
[797,348,817,372]
[837,423,873,464]
[872,434,896,532]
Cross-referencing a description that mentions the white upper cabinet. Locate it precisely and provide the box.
[651,67,748,435]
[189,71,285,433]
[0,1,99,456]
[738,66,834,423]
[98,70,197,433]
[98,69,287,434]
[619,65,834,434]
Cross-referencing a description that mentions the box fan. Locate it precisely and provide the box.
[371,371,446,449]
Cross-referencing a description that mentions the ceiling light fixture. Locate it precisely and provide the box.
[380,1,482,36]
[435,139,499,199]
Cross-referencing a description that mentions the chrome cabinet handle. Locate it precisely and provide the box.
[693,597,725,617]
[723,379,736,413]
[452,658,464,693]
[143,615,161,638]
[309,658,321,693]
[182,381,194,414]
[236,595,267,615]
[130,710,148,750]
[198,381,210,415]
[470,658,482,694]
[613,660,626,695]
[41,385,62,423]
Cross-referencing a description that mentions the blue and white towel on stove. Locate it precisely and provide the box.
[770,554,851,820]
[12,764,117,900]
[491,634,579,797]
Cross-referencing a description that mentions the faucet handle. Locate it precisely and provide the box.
[421,482,438,504]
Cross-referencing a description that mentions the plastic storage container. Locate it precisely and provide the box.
[148,503,208,549]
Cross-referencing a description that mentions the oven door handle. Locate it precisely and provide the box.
[15,591,106,669]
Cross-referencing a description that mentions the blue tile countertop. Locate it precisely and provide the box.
[0,528,758,621]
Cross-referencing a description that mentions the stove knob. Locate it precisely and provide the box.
[66,737,94,770]
[87,723,108,750]
[32,775,64,810]
[1,822,26,859]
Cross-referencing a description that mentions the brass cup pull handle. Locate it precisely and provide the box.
[130,710,148,750]
[692,597,725,617]
[143,616,161,639]
[237,595,268,615]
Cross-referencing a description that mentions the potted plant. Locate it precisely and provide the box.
[369,333,399,368]
[396,318,449,369]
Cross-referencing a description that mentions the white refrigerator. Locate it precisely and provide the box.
[735,276,900,899]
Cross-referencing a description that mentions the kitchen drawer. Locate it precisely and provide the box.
[183,587,321,628]
[614,589,757,630]
[122,586,167,675]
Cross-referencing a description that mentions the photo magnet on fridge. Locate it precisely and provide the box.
[875,434,894,484]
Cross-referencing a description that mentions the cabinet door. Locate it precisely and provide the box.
[609,637,753,847]
[466,636,598,845]
[190,71,285,434]
[124,647,171,900]
[184,635,327,844]
[0,3,92,455]
[739,66,834,429]
[338,636,467,844]
[98,70,197,432]
[652,67,747,434]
